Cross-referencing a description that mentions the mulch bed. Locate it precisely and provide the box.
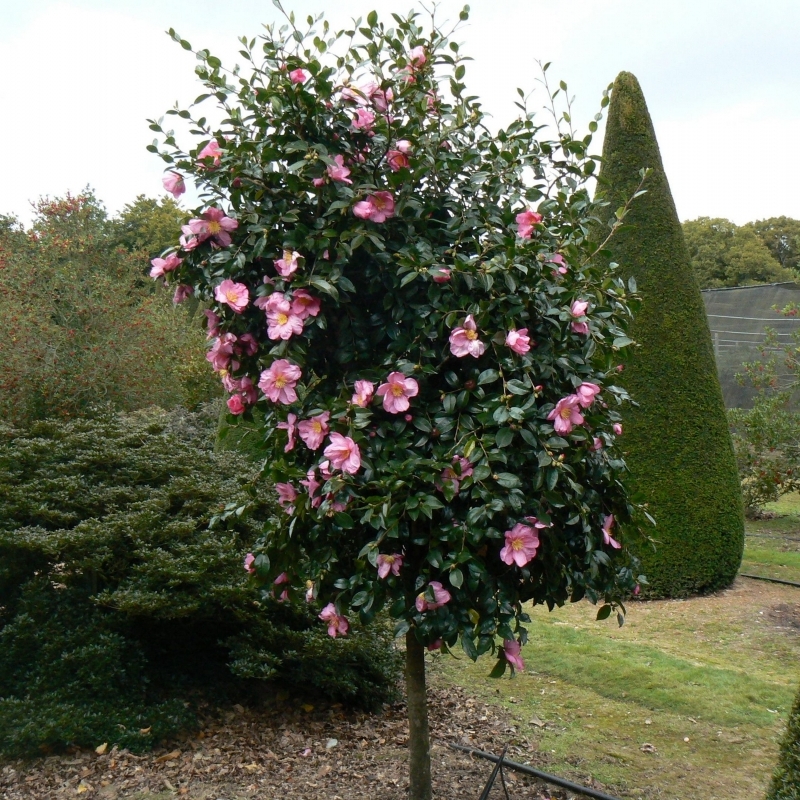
[0,682,596,799]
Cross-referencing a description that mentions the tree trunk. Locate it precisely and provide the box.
[405,631,432,800]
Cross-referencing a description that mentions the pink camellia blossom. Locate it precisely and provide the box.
[323,433,361,475]
[613,423,623,436]
[396,139,412,154]
[318,460,334,480]
[275,482,298,514]
[633,584,641,596]
[547,395,585,435]
[305,582,315,603]
[227,395,246,415]
[340,80,376,105]
[214,279,249,313]
[274,249,302,279]
[387,149,409,171]
[206,333,237,373]
[376,553,403,579]
[376,372,419,414]
[415,581,451,612]
[162,172,185,199]
[351,380,375,407]
[187,207,238,248]
[591,436,604,452]
[576,382,601,408]
[277,413,298,453]
[179,223,201,251]
[266,294,304,340]
[505,328,531,355]
[441,455,474,495]
[427,640,442,652]
[503,640,525,672]
[353,191,395,223]
[326,154,352,184]
[319,603,349,638]
[198,140,222,166]
[298,411,331,451]
[432,268,451,283]
[203,309,221,339]
[602,514,622,549]
[173,284,193,304]
[409,45,426,67]
[236,333,258,357]
[570,299,590,335]
[244,553,256,574]
[312,177,325,187]
[291,289,321,320]
[258,359,302,404]
[149,253,182,279]
[515,209,543,239]
[547,253,568,275]
[289,68,309,84]
[500,523,540,568]
[352,107,376,132]
[272,572,290,603]
[370,86,393,112]
[449,315,486,358]
[301,469,322,508]
[238,376,258,405]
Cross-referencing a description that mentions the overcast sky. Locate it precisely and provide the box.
[2,0,798,226]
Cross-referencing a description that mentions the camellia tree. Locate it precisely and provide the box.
[148,5,644,797]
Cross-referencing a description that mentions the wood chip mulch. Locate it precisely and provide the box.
[0,682,593,800]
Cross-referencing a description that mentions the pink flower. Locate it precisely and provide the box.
[323,433,361,475]
[415,581,451,612]
[266,294,304,340]
[239,376,258,405]
[291,289,321,320]
[432,268,451,283]
[206,333,237,372]
[272,572,290,602]
[371,86,393,112]
[244,553,256,574]
[427,640,442,652]
[179,224,200,251]
[547,395,585,435]
[258,359,302,404]
[353,192,395,223]
[305,582,315,602]
[500,523,540,568]
[351,380,375,407]
[547,253,568,275]
[319,604,349,638]
[237,333,259,357]
[570,299,590,335]
[449,315,486,358]
[173,284,193,304]
[188,207,238,247]
[274,250,302,279]
[227,395,246,415]
[576,382,601,408]
[162,172,185,199]
[505,328,531,355]
[290,68,309,84]
[503,640,525,672]
[591,436,603,452]
[441,455,473,494]
[376,372,419,414]
[277,413,298,452]
[409,46,426,67]
[352,107,376,132]
[203,309,221,339]
[312,177,325,187]
[301,469,322,507]
[515,209,543,239]
[298,411,331,450]
[214,279,249,313]
[275,482,298,514]
[198,140,222,166]
[377,553,403,579]
[149,253,182,279]
[387,149,409,171]
[602,514,622,549]
[613,423,623,436]
[327,154,352,184]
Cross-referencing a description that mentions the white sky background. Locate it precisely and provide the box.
[1,0,798,227]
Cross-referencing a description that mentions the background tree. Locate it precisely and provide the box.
[746,216,800,273]
[111,194,187,259]
[682,217,795,289]
[151,8,645,799]
[597,72,744,597]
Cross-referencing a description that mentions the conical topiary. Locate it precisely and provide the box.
[767,682,800,800]
[597,71,744,597]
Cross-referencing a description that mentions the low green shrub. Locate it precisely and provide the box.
[0,407,401,758]
[767,682,800,799]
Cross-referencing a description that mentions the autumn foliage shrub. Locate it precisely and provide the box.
[0,407,400,758]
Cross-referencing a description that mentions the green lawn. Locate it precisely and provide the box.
[434,513,800,800]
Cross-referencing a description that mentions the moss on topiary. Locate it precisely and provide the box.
[767,682,800,799]
[597,72,744,597]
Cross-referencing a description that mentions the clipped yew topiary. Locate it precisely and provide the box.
[597,72,744,597]
[767,682,800,800]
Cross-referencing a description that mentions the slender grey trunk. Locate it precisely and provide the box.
[405,631,432,800]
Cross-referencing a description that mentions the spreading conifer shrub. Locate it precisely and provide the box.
[767,682,800,800]
[0,407,400,758]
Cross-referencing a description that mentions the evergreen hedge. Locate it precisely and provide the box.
[597,72,744,597]
[767,682,800,800]
[0,407,400,757]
